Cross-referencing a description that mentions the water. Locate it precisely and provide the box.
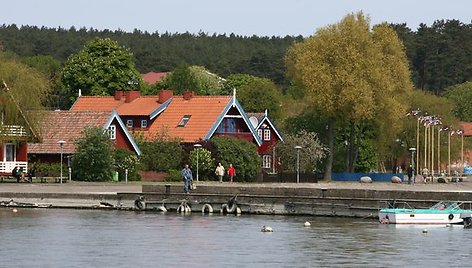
[0,208,470,268]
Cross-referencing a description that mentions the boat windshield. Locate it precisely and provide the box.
[431,201,460,210]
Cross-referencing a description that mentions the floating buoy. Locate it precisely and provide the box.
[304,221,311,227]
[422,229,428,233]
[12,208,18,213]
[261,225,273,232]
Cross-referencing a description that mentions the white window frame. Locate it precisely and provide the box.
[263,129,271,141]
[257,129,263,139]
[262,155,272,169]
[126,120,133,128]
[178,115,191,127]
[4,143,16,162]
[108,125,116,140]
[141,120,148,128]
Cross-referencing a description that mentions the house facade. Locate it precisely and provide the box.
[71,89,283,171]
[0,125,28,174]
[28,110,141,164]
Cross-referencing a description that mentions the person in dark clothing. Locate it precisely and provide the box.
[407,165,414,184]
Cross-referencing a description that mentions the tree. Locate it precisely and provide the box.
[60,38,143,97]
[225,74,283,121]
[114,148,140,181]
[71,127,115,181]
[0,51,50,142]
[211,136,260,181]
[189,147,214,179]
[286,12,413,180]
[275,130,327,173]
[444,81,472,121]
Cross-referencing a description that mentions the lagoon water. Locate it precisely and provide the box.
[0,208,470,268]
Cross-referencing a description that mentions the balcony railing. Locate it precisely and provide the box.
[0,125,27,137]
[0,161,28,174]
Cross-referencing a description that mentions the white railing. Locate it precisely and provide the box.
[0,161,28,174]
[0,125,27,137]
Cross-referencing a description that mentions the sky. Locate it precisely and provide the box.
[2,0,471,37]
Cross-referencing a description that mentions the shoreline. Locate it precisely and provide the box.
[2,181,472,217]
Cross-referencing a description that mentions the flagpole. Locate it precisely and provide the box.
[416,118,420,178]
[438,127,441,176]
[431,125,434,182]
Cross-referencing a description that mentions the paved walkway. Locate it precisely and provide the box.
[1,180,472,194]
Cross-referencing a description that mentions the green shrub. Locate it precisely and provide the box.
[165,169,182,182]
[211,137,260,181]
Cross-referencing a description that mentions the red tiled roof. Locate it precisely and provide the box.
[142,71,169,85]
[70,96,122,112]
[117,96,160,116]
[460,122,472,136]
[28,111,111,154]
[143,96,232,142]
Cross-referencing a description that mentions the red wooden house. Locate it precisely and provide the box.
[70,89,283,171]
[28,110,141,164]
[1,124,29,175]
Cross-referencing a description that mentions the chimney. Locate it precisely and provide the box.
[124,90,141,103]
[158,89,173,104]
[114,90,125,101]
[183,90,194,100]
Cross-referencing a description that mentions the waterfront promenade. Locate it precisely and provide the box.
[1,179,472,194]
[2,180,472,216]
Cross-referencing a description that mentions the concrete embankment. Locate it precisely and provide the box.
[1,181,472,218]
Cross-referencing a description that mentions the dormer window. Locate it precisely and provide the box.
[126,120,133,128]
[177,115,191,127]
[141,120,148,128]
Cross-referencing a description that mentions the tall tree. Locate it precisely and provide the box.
[443,81,472,121]
[60,38,143,97]
[0,51,50,141]
[286,12,413,180]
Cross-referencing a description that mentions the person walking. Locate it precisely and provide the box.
[227,164,236,183]
[215,163,225,183]
[407,165,414,184]
[181,164,193,193]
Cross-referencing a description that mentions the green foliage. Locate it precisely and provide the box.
[211,136,260,181]
[139,133,184,172]
[156,65,225,95]
[60,38,143,97]
[275,130,327,173]
[0,51,50,142]
[71,127,115,181]
[31,162,61,177]
[444,81,472,121]
[165,169,182,182]
[286,12,413,177]
[114,148,140,181]
[189,147,214,180]
[238,77,283,121]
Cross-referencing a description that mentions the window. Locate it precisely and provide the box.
[177,115,191,127]
[108,125,116,140]
[263,129,271,141]
[141,120,148,128]
[262,155,272,168]
[4,144,16,162]
[257,129,262,139]
[126,120,133,128]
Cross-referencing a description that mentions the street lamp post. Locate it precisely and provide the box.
[58,140,65,184]
[409,147,416,184]
[194,144,202,182]
[294,146,302,183]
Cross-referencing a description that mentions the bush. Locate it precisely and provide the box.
[165,169,182,182]
[139,135,184,172]
[211,137,260,181]
[31,162,61,177]
[72,127,115,181]
[114,148,140,181]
